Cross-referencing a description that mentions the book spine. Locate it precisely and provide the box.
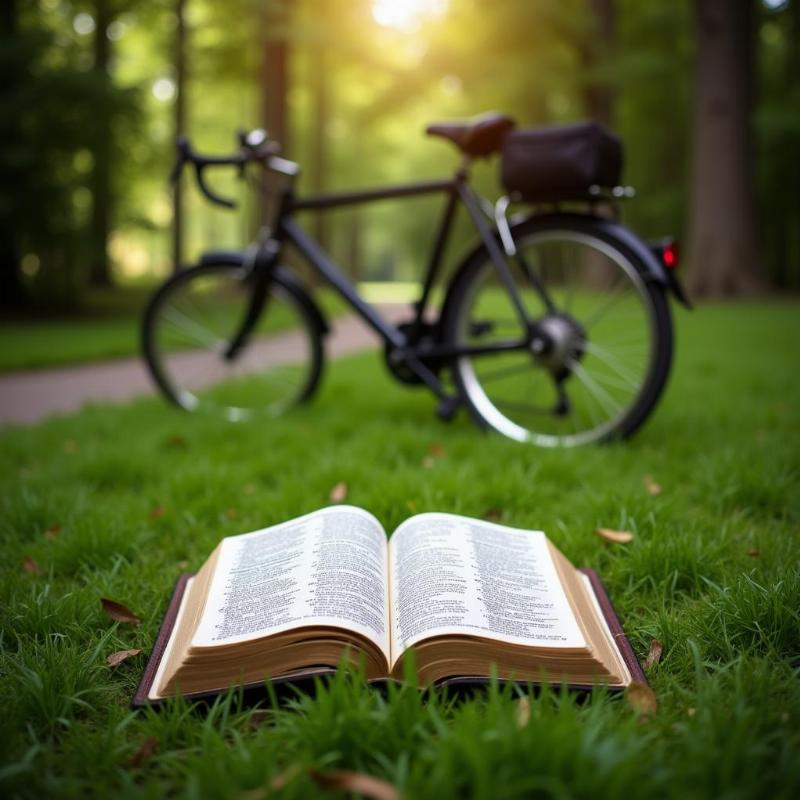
[132,573,193,708]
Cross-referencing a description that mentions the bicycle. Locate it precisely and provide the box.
[141,112,690,446]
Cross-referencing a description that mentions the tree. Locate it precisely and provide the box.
[172,0,187,271]
[579,0,616,128]
[308,2,331,251]
[262,1,289,152]
[1,0,132,309]
[81,0,145,287]
[0,0,27,309]
[756,0,800,290]
[260,0,290,238]
[685,0,762,296]
[88,0,114,286]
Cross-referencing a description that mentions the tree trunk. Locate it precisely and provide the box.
[89,0,113,286]
[172,0,187,273]
[309,19,330,252]
[776,0,800,289]
[685,0,762,296]
[581,0,616,128]
[580,0,616,289]
[262,10,288,152]
[0,0,27,310]
[260,1,289,232]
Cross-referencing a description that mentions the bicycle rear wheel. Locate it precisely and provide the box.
[142,262,324,421]
[442,215,673,446]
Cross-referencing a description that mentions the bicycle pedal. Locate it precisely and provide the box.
[436,396,460,422]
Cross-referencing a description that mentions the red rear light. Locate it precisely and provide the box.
[650,239,680,270]
[662,241,679,269]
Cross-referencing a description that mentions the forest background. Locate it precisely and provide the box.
[2,0,798,314]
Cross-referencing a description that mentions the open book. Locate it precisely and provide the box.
[135,506,644,705]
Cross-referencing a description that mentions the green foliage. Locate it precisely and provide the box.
[1,1,146,307]
[755,0,800,289]
[616,0,692,241]
[5,0,800,312]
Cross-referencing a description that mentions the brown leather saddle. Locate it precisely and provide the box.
[426,112,516,158]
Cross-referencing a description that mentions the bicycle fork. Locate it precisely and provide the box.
[222,237,281,361]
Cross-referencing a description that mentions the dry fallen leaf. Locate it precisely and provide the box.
[226,507,238,520]
[643,475,662,496]
[100,598,142,625]
[626,682,658,717]
[245,709,273,732]
[482,508,504,522]
[515,696,530,728]
[595,528,634,544]
[746,548,760,558]
[329,482,348,503]
[126,736,158,769]
[428,442,446,458]
[166,434,188,449]
[23,555,42,575]
[242,765,303,800]
[643,639,663,670]
[309,769,400,800]
[269,764,303,792]
[149,505,166,520]
[107,649,142,668]
[44,523,62,540]
[177,559,189,570]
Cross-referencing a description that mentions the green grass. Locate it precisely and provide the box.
[0,286,152,372]
[1,300,799,798]
[0,318,145,372]
[0,285,346,373]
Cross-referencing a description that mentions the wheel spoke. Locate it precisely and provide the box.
[582,274,629,329]
[582,341,644,390]
[563,255,578,313]
[474,360,535,384]
[494,398,555,416]
[161,306,226,349]
[565,378,602,430]
[582,367,639,395]
[567,358,623,420]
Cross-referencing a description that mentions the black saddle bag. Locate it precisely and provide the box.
[500,122,623,202]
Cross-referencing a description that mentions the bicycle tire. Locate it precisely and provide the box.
[441,214,673,446]
[142,261,325,421]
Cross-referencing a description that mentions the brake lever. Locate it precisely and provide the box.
[194,164,237,209]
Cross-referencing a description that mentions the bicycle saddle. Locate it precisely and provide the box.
[426,112,516,157]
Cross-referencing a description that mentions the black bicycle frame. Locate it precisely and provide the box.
[280,173,534,359]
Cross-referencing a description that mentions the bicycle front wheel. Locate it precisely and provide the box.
[142,262,324,421]
[442,215,673,446]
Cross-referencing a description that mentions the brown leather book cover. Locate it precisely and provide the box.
[132,567,646,709]
[133,573,191,708]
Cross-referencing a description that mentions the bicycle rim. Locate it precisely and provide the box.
[450,227,670,446]
[144,264,321,421]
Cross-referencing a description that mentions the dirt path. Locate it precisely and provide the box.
[0,305,409,426]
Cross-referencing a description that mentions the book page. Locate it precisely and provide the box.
[389,514,585,659]
[192,506,390,660]
[149,576,195,700]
